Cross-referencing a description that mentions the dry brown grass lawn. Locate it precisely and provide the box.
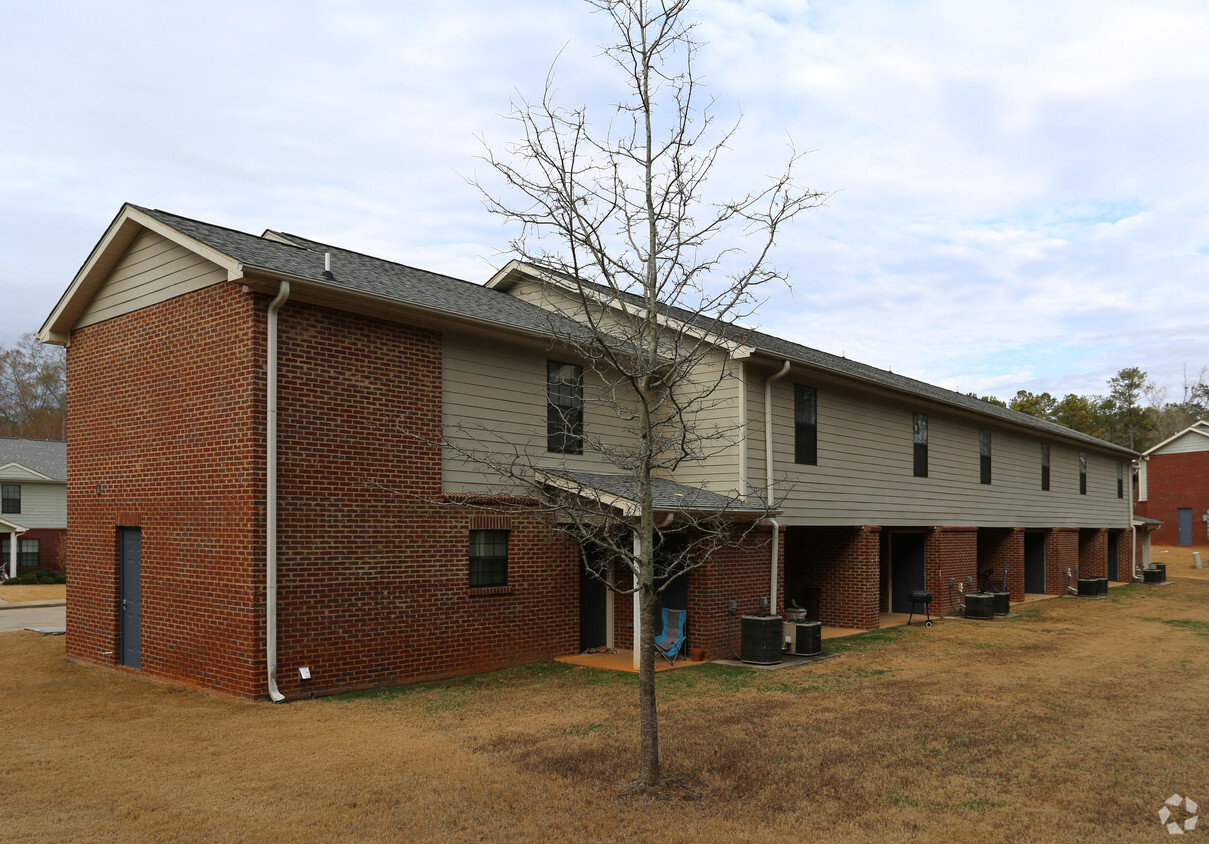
[5,577,1209,842]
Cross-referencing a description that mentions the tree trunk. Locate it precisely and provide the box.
[636,579,660,788]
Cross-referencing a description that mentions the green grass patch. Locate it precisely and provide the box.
[1142,617,1209,639]
[824,626,913,654]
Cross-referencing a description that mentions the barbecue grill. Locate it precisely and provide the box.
[907,590,933,627]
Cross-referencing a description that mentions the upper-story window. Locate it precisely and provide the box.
[913,413,928,478]
[794,384,818,465]
[0,484,19,514]
[1079,451,1087,495]
[979,429,992,484]
[1041,444,1051,491]
[547,361,583,454]
[1117,461,1124,499]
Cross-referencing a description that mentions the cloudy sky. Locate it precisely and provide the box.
[4,0,1207,402]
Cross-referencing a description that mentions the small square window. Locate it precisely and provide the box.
[469,530,509,588]
[0,537,39,569]
[1,484,19,515]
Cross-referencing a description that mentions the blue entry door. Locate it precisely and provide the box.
[1178,509,1193,546]
[119,527,142,669]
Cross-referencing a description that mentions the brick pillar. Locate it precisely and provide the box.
[1078,528,1108,578]
[1045,528,1079,595]
[784,525,880,630]
[926,526,978,617]
[686,524,782,660]
[978,527,1026,601]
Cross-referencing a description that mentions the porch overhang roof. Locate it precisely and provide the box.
[536,469,775,520]
[1132,516,1163,529]
[0,517,29,533]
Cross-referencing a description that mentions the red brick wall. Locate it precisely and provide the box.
[925,526,978,617]
[785,526,880,630]
[65,282,263,694]
[978,527,1025,601]
[65,286,588,700]
[687,525,783,659]
[1137,451,1209,547]
[7,527,67,573]
[1045,528,1079,594]
[1078,528,1107,578]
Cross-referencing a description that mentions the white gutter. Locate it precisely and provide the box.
[764,360,791,614]
[267,281,290,703]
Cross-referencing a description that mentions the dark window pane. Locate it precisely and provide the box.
[469,530,509,588]
[913,413,928,477]
[979,429,991,484]
[547,361,583,454]
[794,384,817,465]
[1,484,19,515]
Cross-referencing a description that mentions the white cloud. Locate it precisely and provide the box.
[1,0,1206,403]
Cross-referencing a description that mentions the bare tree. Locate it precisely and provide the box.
[0,332,66,440]
[466,0,825,789]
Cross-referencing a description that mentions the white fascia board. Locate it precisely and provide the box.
[0,517,29,533]
[1143,422,1209,456]
[535,470,639,518]
[38,204,243,345]
[488,262,755,359]
[0,462,55,482]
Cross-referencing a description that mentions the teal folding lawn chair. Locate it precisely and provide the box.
[654,608,687,665]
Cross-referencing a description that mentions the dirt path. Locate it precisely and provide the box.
[3,579,1208,842]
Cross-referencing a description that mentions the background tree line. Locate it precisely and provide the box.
[971,364,1209,452]
[0,333,66,440]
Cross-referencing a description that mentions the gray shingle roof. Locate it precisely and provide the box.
[135,207,595,342]
[516,263,1134,456]
[0,439,67,481]
[544,470,771,515]
[135,209,1130,457]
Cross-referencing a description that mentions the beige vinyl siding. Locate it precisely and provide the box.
[0,482,66,529]
[442,331,640,493]
[661,350,743,496]
[75,230,227,329]
[1152,431,1209,455]
[748,373,1130,528]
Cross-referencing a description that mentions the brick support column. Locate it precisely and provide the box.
[1045,528,1079,595]
[978,527,1026,601]
[784,525,880,630]
[926,526,978,617]
[1078,528,1108,578]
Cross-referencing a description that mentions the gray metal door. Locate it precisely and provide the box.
[119,527,142,669]
[1179,508,1193,546]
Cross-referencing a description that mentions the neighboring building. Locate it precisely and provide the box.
[38,204,1135,700]
[0,438,67,578]
[1135,420,1209,547]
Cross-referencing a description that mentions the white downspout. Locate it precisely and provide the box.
[1129,459,1138,581]
[764,360,791,614]
[267,281,290,703]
